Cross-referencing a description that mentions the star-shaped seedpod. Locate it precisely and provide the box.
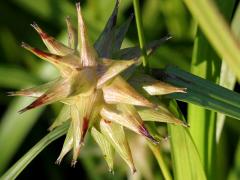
[9,0,188,172]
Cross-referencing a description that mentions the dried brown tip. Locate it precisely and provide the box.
[21,42,31,50]
[132,167,137,174]
[55,158,62,165]
[162,136,170,142]
[164,34,172,41]
[18,94,48,114]
[139,125,159,144]
[109,168,114,174]
[7,90,31,97]
[66,16,70,20]
[177,87,187,93]
[6,91,16,96]
[153,104,159,111]
[21,42,62,62]
[65,16,71,25]
[183,121,190,128]
[18,107,29,114]
[30,22,41,32]
[76,2,81,11]
[71,160,77,167]
[80,117,89,143]
[31,22,49,39]
[146,135,159,145]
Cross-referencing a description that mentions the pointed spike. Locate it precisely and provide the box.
[112,13,133,51]
[94,0,119,56]
[18,107,28,114]
[138,124,159,144]
[146,35,172,55]
[21,42,61,63]
[183,121,190,128]
[18,78,71,113]
[114,35,172,60]
[30,21,43,34]
[8,79,59,98]
[7,89,41,98]
[66,16,78,49]
[30,22,48,40]
[76,2,97,67]
[100,120,136,173]
[100,104,158,143]
[71,105,82,164]
[137,106,187,127]
[17,94,48,113]
[131,74,187,95]
[91,127,114,171]
[6,91,15,96]
[56,122,73,163]
[21,41,32,50]
[69,92,102,164]
[71,160,77,167]
[102,76,156,108]
[81,117,89,143]
[75,91,103,140]
[55,159,61,165]
[31,22,73,56]
[109,0,119,29]
[21,42,81,76]
[141,75,187,95]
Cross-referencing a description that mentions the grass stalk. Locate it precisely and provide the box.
[183,0,240,81]
[188,31,219,180]
[168,101,207,180]
[186,1,236,178]
[133,1,172,178]
[148,142,172,180]
[133,0,149,72]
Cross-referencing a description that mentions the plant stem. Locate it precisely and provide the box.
[133,0,149,73]
[148,142,172,180]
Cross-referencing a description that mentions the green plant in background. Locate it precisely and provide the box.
[1,0,240,180]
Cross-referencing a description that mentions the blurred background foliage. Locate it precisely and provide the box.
[0,0,240,179]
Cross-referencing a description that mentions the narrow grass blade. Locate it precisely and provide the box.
[185,0,236,175]
[0,97,44,173]
[168,101,206,180]
[188,29,220,179]
[153,66,240,120]
[148,142,172,180]
[182,0,240,81]
[0,122,69,180]
[216,3,239,179]
[217,1,240,142]
[227,140,240,180]
[133,0,148,71]
[216,59,236,141]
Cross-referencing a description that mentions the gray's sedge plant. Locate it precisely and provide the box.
[6,0,187,175]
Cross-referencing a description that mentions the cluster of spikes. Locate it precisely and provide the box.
[9,1,188,173]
